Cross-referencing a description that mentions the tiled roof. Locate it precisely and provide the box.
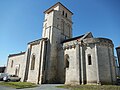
[62,35,84,43]
[8,52,25,57]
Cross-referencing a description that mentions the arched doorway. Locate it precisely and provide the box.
[64,54,70,83]
[15,65,20,76]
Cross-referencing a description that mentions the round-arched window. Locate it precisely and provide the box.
[31,55,35,70]
[64,54,69,68]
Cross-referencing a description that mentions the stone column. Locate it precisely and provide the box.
[76,44,80,84]
[40,40,46,84]
[37,39,44,84]
[95,44,100,84]
[80,45,84,84]
[22,45,31,82]
[108,47,113,84]
[109,47,117,84]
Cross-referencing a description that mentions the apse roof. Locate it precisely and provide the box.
[116,46,120,49]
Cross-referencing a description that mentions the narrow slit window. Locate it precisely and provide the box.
[62,11,64,16]
[11,60,13,68]
[88,55,92,65]
[65,13,67,18]
[31,55,35,70]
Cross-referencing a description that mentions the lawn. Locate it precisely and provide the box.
[57,85,120,90]
[0,82,37,89]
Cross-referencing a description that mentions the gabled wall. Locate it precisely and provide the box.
[6,52,25,81]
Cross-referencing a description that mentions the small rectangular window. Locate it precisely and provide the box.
[88,55,92,65]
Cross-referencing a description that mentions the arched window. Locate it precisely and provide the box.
[31,55,35,70]
[88,54,92,65]
[62,11,64,16]
[65,13,67,18]
[11,60,13,68]
[64,54,69,68]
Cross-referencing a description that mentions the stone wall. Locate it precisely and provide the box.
[6,52,25,80]
[116,47,120,67]
[26,38,48,84]
[83,38,116,84]
[63,37,116,85]
[85,44,97,84]
[64,47,80,85]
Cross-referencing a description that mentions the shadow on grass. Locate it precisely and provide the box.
[56,85,120,90]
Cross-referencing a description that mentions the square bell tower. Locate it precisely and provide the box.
[41,2,73,83]
[42,2,73,40]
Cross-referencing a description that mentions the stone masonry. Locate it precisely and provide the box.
[6,2,117,85]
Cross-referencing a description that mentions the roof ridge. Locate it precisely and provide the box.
[8,52,25,57]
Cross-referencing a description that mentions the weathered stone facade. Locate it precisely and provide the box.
[116,46,120,67]
[6,2,116,85]
[63,35,116,85]
[6,52,25,79]
[116,46,120,77]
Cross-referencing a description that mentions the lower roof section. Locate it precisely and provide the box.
[8,52,25,58]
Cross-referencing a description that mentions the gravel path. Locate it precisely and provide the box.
[0,84,69,90]
[0,85,16,90]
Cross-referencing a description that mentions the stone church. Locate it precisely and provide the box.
[6,2,116,85]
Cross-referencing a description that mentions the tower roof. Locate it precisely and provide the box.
[44,2,73,15]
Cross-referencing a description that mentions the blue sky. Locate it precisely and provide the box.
[0,0,120,66]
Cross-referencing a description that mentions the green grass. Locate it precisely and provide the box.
[57,85,120,90]
[0,82,37,89]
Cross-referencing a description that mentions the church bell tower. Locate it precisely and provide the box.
[42,2,73,83]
